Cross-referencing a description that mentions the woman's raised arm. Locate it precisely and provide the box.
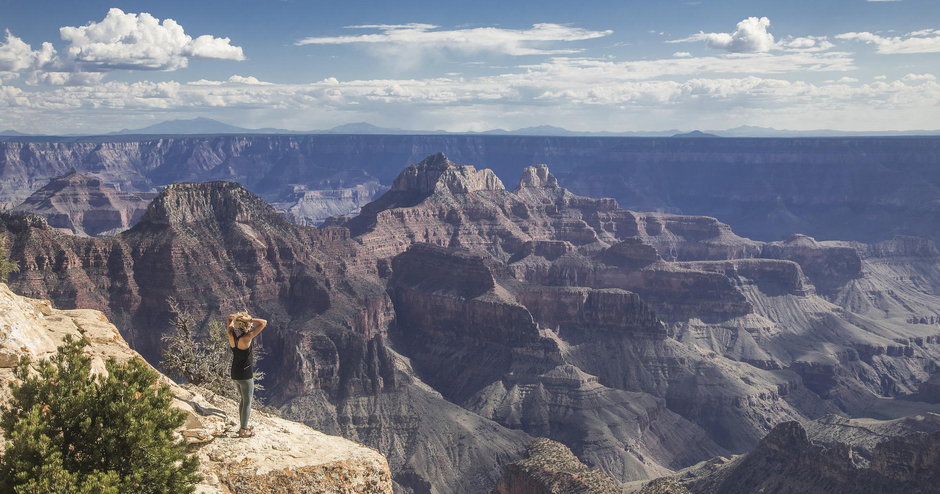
[246,318,267,340]
[226,317,237,348]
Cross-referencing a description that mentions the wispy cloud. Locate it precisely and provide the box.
[3,64,938,133]
[902,73,936,81]
[296,23,612,68]
[836,29,940,54]
[778,36,834,52]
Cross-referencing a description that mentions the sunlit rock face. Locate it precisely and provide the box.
[0,283,394,494]
[492,438,622,494]
[349,154,940,457]
[0,179,528,494]
[3,135,938,242]
[3,151,940,493]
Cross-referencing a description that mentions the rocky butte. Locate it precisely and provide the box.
[11,171,154,237]
[2,135,939,241]
[2,152,940,493]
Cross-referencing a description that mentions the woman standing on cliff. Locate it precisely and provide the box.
[227,312,267,438]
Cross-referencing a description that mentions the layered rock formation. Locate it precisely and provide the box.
[347,154,940,454]
[0,283,393,494]
[3,135,939,242]
[389,244,724,480]
[492,438,621,494]
[3,152,940,492]
[0,180,529,493]
[676,419,940,494]
[275,181,387,226]
[12,171,154,236]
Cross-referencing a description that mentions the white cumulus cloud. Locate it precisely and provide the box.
[26,71,106,86]
[836,29,940,54]
[227,75,271,85]
[0,31,56,74]
[669,17,776,53]
[59,8,245,71]
[0,9,245,86]
[902,73,936,81]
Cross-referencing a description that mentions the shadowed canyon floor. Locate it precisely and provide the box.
[2,152,940,492]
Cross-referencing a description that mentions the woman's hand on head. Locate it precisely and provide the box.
[245,318,268,338]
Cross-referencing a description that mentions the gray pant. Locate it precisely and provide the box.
[234,378,253,430]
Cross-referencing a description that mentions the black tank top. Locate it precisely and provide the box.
[230,333,254,380]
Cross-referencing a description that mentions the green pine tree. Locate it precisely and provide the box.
[0,237,18,283]
[0,336,200,493]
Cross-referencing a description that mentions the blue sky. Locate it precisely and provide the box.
[0,0,938,133]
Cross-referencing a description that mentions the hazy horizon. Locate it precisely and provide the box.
[1,0,938,134]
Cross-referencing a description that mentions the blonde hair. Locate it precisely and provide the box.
[229,311,253,332]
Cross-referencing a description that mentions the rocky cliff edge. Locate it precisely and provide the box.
[0,283,393,494]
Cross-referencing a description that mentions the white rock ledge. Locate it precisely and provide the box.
[0,283,393,494]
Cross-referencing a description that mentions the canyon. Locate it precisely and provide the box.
[0,283,394,494]
[672,416,940,494]
[2,135,939,242]
[2,142,940,492]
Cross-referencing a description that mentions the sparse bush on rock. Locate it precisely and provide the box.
[0,238,18,283]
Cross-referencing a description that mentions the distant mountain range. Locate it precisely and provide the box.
[3,117,940,138]
[111,117,278,135]
[672,130,720,138]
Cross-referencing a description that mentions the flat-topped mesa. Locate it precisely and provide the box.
[516,164,559,189]
[134,181,289,229]
[390,152,505,196]
[600,238,663,269]
[636,213,762,261]
[761,234,862,295]
[516,285,668,338]
[12,171,153,237]
[29,170,96,190]
[866,235,940,258]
